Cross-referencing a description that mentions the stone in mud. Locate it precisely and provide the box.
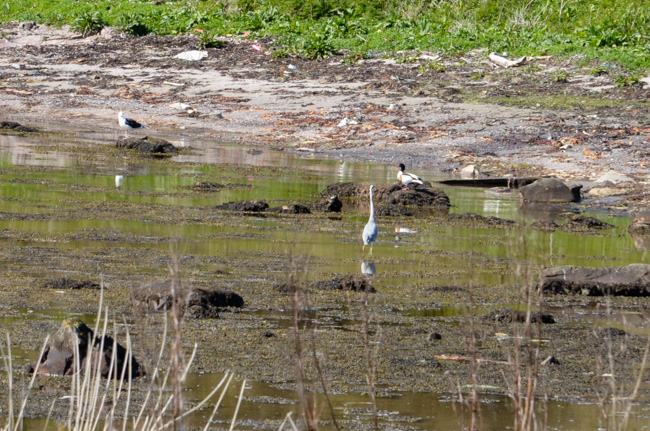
[192,181,223,191]
[376,204,412,216]
[279,204,311,214]
[0,121,38,133]
[30,318,143,380]
[132,280,243,318]
[214,200,269,212]
[41,277,101,290]
[628,212,650,234]
[539,264,650,296]
[116,136,178,154]
[519,178,581,203]
[312,195,343,212]
[484,309,555,324]
[312,274,376,292]
[562,214,614,230]
[448,213,517,227]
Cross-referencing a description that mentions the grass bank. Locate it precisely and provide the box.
[2,0,649,70]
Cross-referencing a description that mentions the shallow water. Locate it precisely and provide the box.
[1,130,649,429]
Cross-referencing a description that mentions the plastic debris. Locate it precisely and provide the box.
[174,50,208,61]
[287,64,297,70]
[251,44,262,51]
[488,52,527,68]
[337,117,358,127]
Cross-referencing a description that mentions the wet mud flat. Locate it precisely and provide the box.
[0,135,649,427]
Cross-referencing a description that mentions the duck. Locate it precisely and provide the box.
[397,163,424,189]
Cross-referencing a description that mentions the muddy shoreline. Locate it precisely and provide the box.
[1,22,650,426]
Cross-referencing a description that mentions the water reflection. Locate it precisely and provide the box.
[361,261,376,276]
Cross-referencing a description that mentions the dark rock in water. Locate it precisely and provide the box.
[519,178,581,203]
[132,280,244,318]
[42,277,100,290]
[116,136,178,154]
[312,274,376,292]
[312,195,342,212]
[539,264,650,296]
[629,212,650,234]
[214,200,269,212]
[427,332,442,341]
[448,213,517,227]
[484,309,555,324]
[279,204,311,214]
[562,215,614,230]
[320,182,450,208]
[192,181,223,191]
[0,121,38,133]
[30,318,143,380]
[376,204,412,216]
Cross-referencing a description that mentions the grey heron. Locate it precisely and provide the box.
[362,184,378,255]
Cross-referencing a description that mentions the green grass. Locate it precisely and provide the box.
[2,0,649,70]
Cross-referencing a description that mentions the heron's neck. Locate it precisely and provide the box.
[369,191,375,221]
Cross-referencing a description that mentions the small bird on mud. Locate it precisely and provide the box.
[118,111,146,135]
[362,184,378,256]
[397,163,424,189]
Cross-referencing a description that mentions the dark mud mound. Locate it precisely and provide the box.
[519,178,581,203]
[483,309,555,324]
[529,220,560,231]
[191,181,223,191]
[313,274,376,292]
[116,136,178,154]
[539,264,650,296]
[0,121,39,133]
[214,200,269,212]
[312,195,342,212]
[30,318,143,380]
[448,213,517,227]
[268,204,311,214]
[562,215,615,231]
[321,182,450,208]
[41,277,101,290]
[132,280,244,318]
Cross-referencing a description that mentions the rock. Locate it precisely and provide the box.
[448,213,517,227]
[30,318,143,380]
[18,21,38,31]
[0,121,38,133]
[214,200,269,212]
[280,204,311,214]
[376,204,412,216]
[427,332,442,341]
[587,187,630,197]
[629,212,650,234]
[595,171,635,183]
[116,136,178,154]
[519,178,581,203]
[539,264,650,296]
[312,195,342,212]
[386,187,450,208]
[42,277,100,290]
[132,280,244,318]
[562,215,615,230]
[483,309,555,324]
[191,181,223,191]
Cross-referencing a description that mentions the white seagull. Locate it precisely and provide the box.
[118,111,146,135]
[397,163,424,189]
